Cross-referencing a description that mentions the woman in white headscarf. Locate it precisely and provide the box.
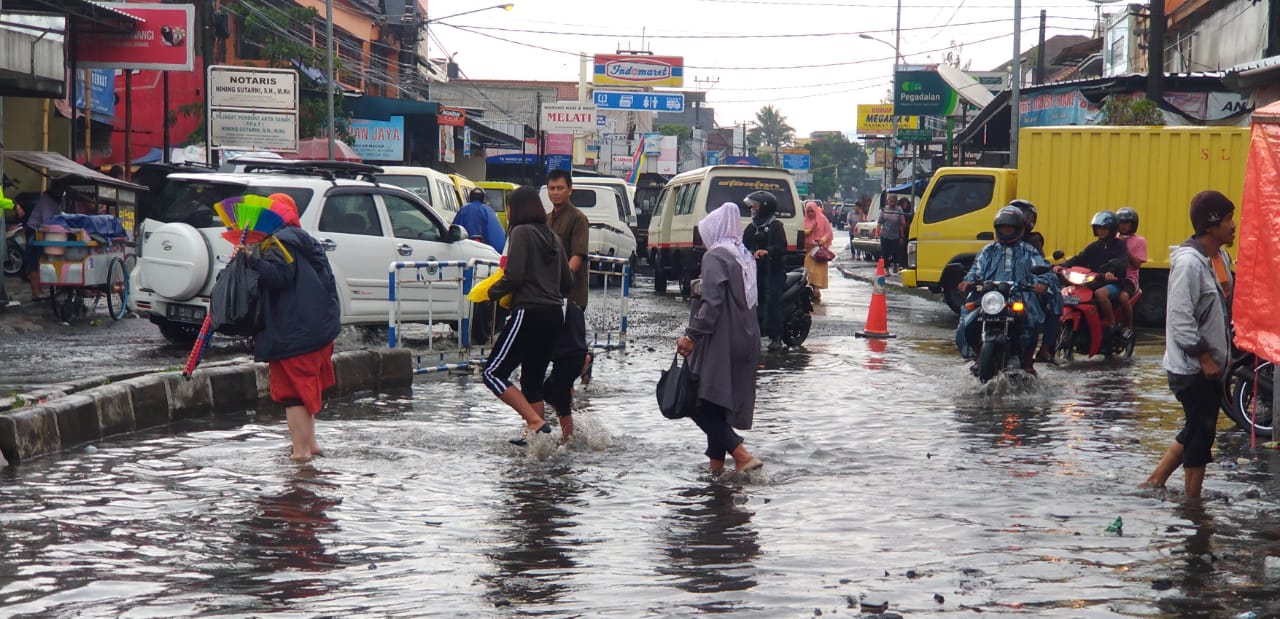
[676,203,763,477]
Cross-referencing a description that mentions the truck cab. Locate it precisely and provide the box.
[901,168,1017,312]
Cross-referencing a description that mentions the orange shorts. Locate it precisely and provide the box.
[268,342,336,415]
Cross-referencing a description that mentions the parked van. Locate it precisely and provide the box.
[476,181,515,228]
[540,185,638,267]
[374,166,462,215]
[450,173,478,206]
[647,165,803,295]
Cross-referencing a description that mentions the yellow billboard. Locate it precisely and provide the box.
[856,104,919,135]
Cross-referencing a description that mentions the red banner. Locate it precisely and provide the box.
[1232,104,1280,363]
[437,107,466,127]
[75,3,196,71]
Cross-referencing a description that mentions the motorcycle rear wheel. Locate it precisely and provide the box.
[1226,361,1275,436]
[782,310,811,347]
[4,243,22,276]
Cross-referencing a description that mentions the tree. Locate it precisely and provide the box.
[748,105,795,163]
[1100,96,1165,126]
[807,134,869,202]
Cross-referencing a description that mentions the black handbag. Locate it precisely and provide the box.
[657,353,699,420]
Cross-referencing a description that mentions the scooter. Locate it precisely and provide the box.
[1056,266,1137,361]
[4,223,25,277]
[962,272,1046,383]
[1221,346,1275,436]
[779,268,815,347]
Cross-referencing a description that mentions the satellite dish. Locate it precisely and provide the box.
[936,64,995,109]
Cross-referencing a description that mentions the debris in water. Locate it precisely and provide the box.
[934,593,945,604]
[1152,578,1173,591]
[1105,516,1123,535]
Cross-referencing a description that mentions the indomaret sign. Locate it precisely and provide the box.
[542,102,599,132]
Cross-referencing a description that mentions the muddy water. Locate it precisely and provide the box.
[3,262,1280,617]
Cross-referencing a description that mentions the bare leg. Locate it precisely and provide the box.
[285,405,314,462]
[1096,288,1116,325]
[709,458,725,475]
[1140,440,1184,489]
[499,387,547,431]
[1119,291,1134,329]
[1184,466,1207,500]
[559,415,574,441]
[730,443,762,472]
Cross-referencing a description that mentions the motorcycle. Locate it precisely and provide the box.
[4,223,26,277]
[1056,266,1137,361]
[779,268,815,347]
[1221,346,1275,437]
[962,268,1049,383]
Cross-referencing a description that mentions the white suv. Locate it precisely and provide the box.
[129,161,500,344]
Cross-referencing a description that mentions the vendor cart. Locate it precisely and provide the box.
[2,151,145,321]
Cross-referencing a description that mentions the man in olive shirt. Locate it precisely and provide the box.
[546,169,590,309]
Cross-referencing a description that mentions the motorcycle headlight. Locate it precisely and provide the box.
[981,291,1006,315]
[1066,271,1091,285]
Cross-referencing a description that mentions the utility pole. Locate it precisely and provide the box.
[1148,0,1166,101]
[891,0,902,185]
[1010,0,1023,168]
[1035,10,1047,85]
[325,0,336,159]
[536,91,544,182]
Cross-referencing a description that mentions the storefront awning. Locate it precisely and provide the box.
[466,118,523,150]
[3,150,146,191]
[352,95,439,121]
[6,0,145,31]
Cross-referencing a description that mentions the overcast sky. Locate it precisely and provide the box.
[428,0,1111,136]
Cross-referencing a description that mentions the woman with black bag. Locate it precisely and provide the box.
[675,203,764,478]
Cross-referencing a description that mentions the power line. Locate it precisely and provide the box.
[692,0,1085,7]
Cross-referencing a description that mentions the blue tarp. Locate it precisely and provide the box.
[46,214,127,239]
[887,178,930,194]
[131,148,164,165]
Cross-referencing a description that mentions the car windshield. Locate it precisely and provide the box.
[482,189,507,212]
[704,176,797,217]
[152,180,314,228]
[580,182,629,211]
[375,174,433,204]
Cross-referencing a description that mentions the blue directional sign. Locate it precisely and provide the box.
[593,90,685,112]
[781,153,811,171]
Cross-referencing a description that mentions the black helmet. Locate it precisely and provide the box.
[468,187,486,203]
[993,206,1026,244]
[1090,210,1118,237]
[1008,199,1037,231]
[744,190,778,218]
[1116,207,1139,234]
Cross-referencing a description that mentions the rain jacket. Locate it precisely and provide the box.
[956,240,1054,354]
[488,223,572,309]
[1163,238,1232,376]
[247,227,341,362]
[453,199,507,253]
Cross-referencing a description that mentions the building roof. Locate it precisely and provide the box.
[452,79,581,101]
[990,35,1093,73]
[7,0,143,30]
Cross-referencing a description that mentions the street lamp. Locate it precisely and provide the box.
[860,32,904,188]
[424,3,514,100]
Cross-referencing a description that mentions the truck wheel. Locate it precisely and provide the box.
[941,266,968,314]
[1135,277,1166,327]
[158,320,200,346]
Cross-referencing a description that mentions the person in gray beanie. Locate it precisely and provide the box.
[1140,190,1235,499]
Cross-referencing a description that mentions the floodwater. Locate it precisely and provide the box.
[3,259,1280,618]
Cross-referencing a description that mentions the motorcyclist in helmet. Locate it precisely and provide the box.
[1009,199,1044,256]
[1114,207,1147,336]
[956,206,1055,375]
[1009,199,1062,363]
[1053,210,1130,329]
[743,190,788,351]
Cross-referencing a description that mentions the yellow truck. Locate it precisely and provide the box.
[901,126,1249,324]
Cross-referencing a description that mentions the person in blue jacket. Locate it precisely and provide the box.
[956,206,1054,375]
[245,193,342,463]
[453,188,507,253]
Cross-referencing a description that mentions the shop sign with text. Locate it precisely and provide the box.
[76,3,195,71]
[592,54,684,87]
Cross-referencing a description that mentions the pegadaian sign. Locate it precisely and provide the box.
[592,54,684,88]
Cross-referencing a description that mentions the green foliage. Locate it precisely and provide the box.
[1100,96,1165,126]
[749,105,795,161]
[230,0,326,68]
[807,134,869,202]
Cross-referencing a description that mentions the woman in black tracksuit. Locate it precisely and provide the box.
[482,186,574,443]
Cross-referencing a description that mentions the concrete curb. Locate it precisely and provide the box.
[0,348,414,465]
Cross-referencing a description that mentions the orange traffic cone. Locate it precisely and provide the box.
[856,258,896,339]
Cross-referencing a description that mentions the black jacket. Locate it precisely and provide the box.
[743,218,787,279]
[489,223,573,309]
[247,227,341,362]
[1062,237,1129,279]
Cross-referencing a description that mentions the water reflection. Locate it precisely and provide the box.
[230,466,343,604]
[952,404,1056,450]
[482,465,583,607]
[657,483,760,602]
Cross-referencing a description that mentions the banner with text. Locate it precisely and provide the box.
[541,103,598,132]
[894,69,959,116]
[856,104,919,135]
[592,54,684,88]
[76,3,195,71]
[349,116,405,161]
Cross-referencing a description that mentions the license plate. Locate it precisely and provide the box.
[1063,295,1081,305]
[166,303,206,324]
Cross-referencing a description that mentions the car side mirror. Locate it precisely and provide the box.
[1052,249,1065,261]
[448,224,467,242]
[1031,265,1051,275]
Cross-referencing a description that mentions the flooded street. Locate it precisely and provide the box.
[3,258,1280,617]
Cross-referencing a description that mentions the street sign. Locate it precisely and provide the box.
[209,110,298,151]
[542,102,598,132]
[209,66,298,111]
[797,182,810,196]
[781,153,811,171]
[593,90,685,112]
[897,128,933,143]
[706,150,721,166]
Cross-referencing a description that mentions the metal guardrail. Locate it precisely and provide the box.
[388,255,631,375]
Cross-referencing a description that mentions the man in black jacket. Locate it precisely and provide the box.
[742,190,788,351]
[1054,210,1129,328]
